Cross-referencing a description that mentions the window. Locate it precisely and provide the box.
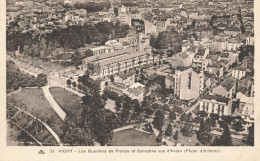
[188,72,192,89]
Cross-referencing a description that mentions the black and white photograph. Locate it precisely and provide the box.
[5,0,255,147]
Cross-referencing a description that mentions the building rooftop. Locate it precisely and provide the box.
[221,76,237,91]
[109,82,127,90]
[202,94,230,105]
[83,47,136,63]
[118,70,135,80]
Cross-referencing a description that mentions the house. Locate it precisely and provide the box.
[235,76,254,122]
[90,46,115,56]
[165,76,175,89]
[204,71,218,89]
[127,82,145,102]
[106,81,145,102]
[107,82,127,96]
[114,71,135,87]
[207,61,224,78]
[194,47,209,59]
[219,59,231,73]
[246,35,254,45]
[237,76,254,98]
[199,95,232,116]
[201,28,213,38]
[171,51,194,68]
[188,12,199,19]
[232,66,247,80]
[224,27,240,37]
[144,20,157,35]
[211,76,237,98]
[244,20,254,34]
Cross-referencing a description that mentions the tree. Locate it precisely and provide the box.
[153,110,164,131]
[156,131,163,143]
[67,79,72,87]
[197,118,211,145]
[120,108,131,124]
[193,116,201,124]
[169,111,176,121]
[102,93,108,101]
[61,115,93,146]
[132,99,142,114]
[205,117,216,129]
[219,124,232,146]
[110,75,114,82]
[173,130,178,140]
[144,108,153,118]
[181,123,193,137]
[210,113,219,121]
[36,73,48,87]
[180,113,190,123]
[78,83,82,91]
[221,115,233,125]
[232,120,244,134]
[247,124,254,146]
[238,45,254,62]
[151,103,160,110]
[144,123,153,133]
[81,81,111,146]
[72,81,77,89]
[165,123,173,136]
[115,100,121,111]
[197,110,208,118]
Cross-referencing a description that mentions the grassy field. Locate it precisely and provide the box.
[7,88,64,136]
[109,129,159,146]
[49,87,83,121]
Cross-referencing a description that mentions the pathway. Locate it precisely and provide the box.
[42,86,66,121]
[113,125,134,133]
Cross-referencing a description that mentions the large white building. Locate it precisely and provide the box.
[167,67,204,100]
[199,95,232,116]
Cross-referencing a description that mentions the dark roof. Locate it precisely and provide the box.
[220,52,229,58]
[196,47,205,56]
[176,66,190,71]
[233,65,246,71]
[204,71,217,80]
[166,76,175,82]
[206,54,219,61]
[237,76,254,95]
[221,76,237,91]
[202,95,230,105]
[118,70,135,80]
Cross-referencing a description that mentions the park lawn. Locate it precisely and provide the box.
[49,87,83,121]
[7,123,23,146]
[7,88,64,136]
[109,129,159,146]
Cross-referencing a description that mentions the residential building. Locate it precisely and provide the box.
[199,95,232,116]
[114,71,135,87]
[173,67,204,100]
[232,66,247,80]
[211,76,237,98]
